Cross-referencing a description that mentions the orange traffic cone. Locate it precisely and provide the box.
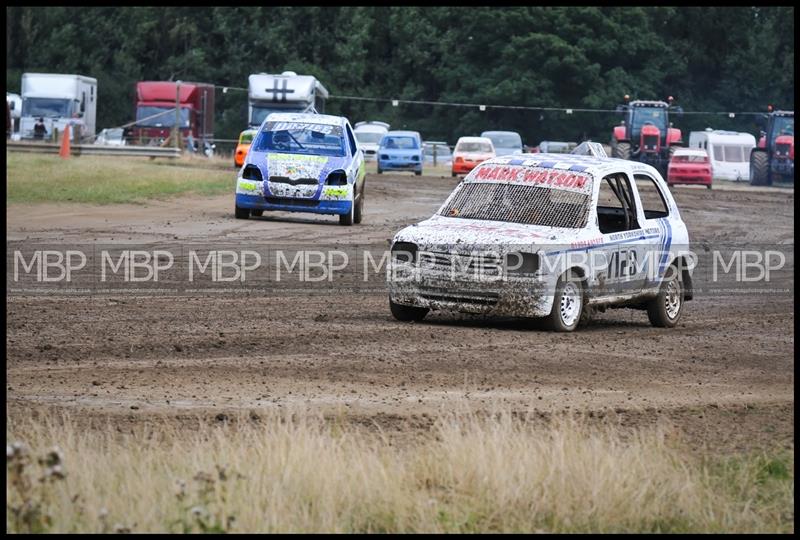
[59,124,71,159]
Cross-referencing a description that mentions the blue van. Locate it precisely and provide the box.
[377,130,423,175]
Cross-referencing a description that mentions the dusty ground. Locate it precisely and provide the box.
[6,173,794,454]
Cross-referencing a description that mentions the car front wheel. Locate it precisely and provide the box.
[544,271,584,332]
[389,299,429,322]
[235,205,250,220]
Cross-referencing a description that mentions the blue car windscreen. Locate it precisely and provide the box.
[253,121,346,157]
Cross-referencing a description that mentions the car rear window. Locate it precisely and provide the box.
[382,136,418,149]
[439,181,590,228]
[457,142,493,153]
[673,154,708,163]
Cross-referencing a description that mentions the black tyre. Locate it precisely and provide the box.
[452,172,457,178]
[389,299,429,322]
[612,141,631,160]
[251,209,263,217]
[339,198,355,226]
[646,265,684,328]
[749,150,770,186]
[706,184,712,190]
[354,184,364,224]
[543,271,584,332]
[377,167,383,174]
[415,170,422,176]
[235,205,250,220]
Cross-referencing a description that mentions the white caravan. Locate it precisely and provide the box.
[688,129,756,182]
[20,73,97,141]
[247,71,329,127]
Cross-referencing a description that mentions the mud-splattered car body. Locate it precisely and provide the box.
[388,153,694,330]
[234,113,366,225]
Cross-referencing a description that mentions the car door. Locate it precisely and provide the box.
[593,171,650,299]
[630,171,674,292]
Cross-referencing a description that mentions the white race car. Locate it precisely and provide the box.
[388,151,694,331]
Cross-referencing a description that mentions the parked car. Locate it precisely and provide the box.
[480,131,523,156]
[452,136,495,177]
[667,148,712,189]
[377,130,423,175]
[234,113,366,226]
[388,153,694,331]
[537,141,577,153]
[354,121,390,161]
[234,128,257,168]
[423,141,453,167]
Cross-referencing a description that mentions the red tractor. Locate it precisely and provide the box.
[610,95,684,175]
[750,107,794,186]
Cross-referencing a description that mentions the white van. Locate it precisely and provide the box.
[354,121,390,161]
[688,130,756,182]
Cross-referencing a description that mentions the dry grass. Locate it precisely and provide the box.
[6,409,793,533]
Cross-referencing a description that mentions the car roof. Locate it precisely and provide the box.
[673,148,708,157]
[457,136,494,144]
[481,131,521,136]
[477,152,648,177]
[264,112,346,127]
[385,130,420,137]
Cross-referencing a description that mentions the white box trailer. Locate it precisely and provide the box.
[689,129,756,181]
[247,71,328,127]
[20,73,97,141]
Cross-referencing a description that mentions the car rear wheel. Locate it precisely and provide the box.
[251,209,263,217]
[389,299,429,322]
[377,167,383,174]
[647,265,684,328]
[544,271,584,332]
[235,205,249,220]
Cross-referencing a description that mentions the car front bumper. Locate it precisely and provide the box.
[388,264,557,318]
[379,159,422,172]
[235,178,353,216]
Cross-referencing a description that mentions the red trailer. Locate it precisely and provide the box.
[132,81,214,146]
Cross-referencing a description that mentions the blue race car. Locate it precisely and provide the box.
[235,113,366,225]
[377,130,423,176]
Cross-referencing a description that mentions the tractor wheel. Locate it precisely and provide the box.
[612,141,631,160]
[749,150,770,186]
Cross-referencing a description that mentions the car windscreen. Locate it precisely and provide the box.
[355,132,384,144]
[485,133,521,148]
[136,106,190,127]
[382,136,418,149]
[252,121,346,157]
[457,142,493,153]
[439,167,591,228]
[424,144,452,156]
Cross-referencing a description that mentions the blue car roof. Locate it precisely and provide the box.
[384,131,420,138]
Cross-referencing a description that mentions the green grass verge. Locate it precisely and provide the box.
[7,152,236,205]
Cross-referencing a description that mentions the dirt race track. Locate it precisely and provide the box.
[6,173,795,453]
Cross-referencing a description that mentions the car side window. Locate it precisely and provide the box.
[633,174,670,219]
[345,124,357,156]
[596,173,639,234]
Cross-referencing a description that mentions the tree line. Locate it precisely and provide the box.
[6,6,794,145]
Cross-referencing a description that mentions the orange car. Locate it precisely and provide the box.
[452,136,496,177]
[234,128,257,168]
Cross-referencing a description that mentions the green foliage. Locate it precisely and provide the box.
[6,7,794,145]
